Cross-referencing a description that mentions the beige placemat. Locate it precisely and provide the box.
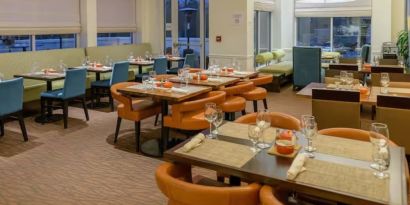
[388,87,410,95]
[313,134,373,162]
[217,122,277,143]
[175,139,256,168]
[295,159,389,203]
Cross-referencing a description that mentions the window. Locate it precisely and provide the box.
[254,11,272,55]
[297,17,371,58]
[97,33,133,47]
[0,35,31,53]
[35,34,77,51]
[164,0,172,55]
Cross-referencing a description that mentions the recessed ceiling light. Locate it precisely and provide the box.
[297,0,356,3]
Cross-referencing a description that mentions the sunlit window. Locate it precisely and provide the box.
[97,33,133,46]
[35,34,77,51]
[0,35,32,53]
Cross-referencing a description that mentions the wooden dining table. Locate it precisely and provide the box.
[118,83,212,157]
[129,60,154,74]
[167,76,240,90]
[165,122,408,205]
[202,70,259,80]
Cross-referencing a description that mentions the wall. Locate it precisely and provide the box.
[209,0,254,71]
[272,0,294,49]
[391,0,406,42]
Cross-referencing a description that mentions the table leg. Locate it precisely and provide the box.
[46,81,53,116]
[35,81,63,123]
[139,65,143,74]
[96,73,101,81]
[229,176,241,186]
[167,61,172,69]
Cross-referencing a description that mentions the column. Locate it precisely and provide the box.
[80,0,97,48]
[371,0,392,56]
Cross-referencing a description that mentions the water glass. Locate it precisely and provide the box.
[183,67,190,88]
[370,123,390,179]
[380,73,390,94]
[31,62,40,74]
[204,103,217,139]
[212,108,224,136]
[301,115,317,158]
[248,125,262,153]
[149,71,157,81]
[346,73,354,88]
[128,52,134,62]
[340,71,348,85]
[178,69,185,83]
[142,75,150,89]
[256,110,272,149]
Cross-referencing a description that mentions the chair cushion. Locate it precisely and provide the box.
[241,87,267,101]
[41,89,64,99]
[255,52,274,64]
[164,110,209,131]
[271,50,286,61]
[221,96,246,113]
[258,61,293,76]
[117,99,161,121]
[91,80,110,88]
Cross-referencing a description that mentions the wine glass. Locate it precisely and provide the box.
[256,110,272,149]
[31,62,40,74]
[212,108,224,136]
[149,71,157,81]
[183,66,191,88]
[0,73,4,82]
[128,52,134,62]
[142,75,150,89]
[340,71,347,85]
[204,103,217,139]
[380,73,390,94]
[370,123,390,179]
[248,125,262,153]
[214,65,221,78]
[301,115,317,158]
[178,69,185,83]
[346,73,354,88]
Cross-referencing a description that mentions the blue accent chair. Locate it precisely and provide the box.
[293,47,322,90]
[0,78,28,141]
[135,57,168,82]
[167,54,196,75]
[91,61,129,111]
[40,68,89,129]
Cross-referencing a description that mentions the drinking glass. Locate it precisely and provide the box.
[340,71,348,85]
[31,62,40,74]
[248,125,262,153]
[356,58,362,67]
[370,123,390,179]
[145,51,150,60]
[214,65,221,78]
[301,115,316,158]
[346,73,354,88]
[142,75,150,89]
[256,110,272,149]
[128,52,134,62]
[212,108,224,136]
[149,71,157,81]
[204,103,217,139]
[183,67,190,88]
[380,73,390,94]
[0,73,4,82]
[178,68,185,83]
[59,60,67,73]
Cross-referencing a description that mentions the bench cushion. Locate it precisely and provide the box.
[258,61,293,76]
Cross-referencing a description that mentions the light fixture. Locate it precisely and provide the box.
[297,0,356,3]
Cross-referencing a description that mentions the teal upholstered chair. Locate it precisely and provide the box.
[91,61,129,111]
[0,78,28,141]
[41,68,89,129]
[167,54,196,75]
[293,47,322,90]
[135,57,168,82]
[361,45,371,64]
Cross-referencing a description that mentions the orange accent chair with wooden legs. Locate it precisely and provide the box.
[235,112,301,131]
[219,82,254,121]
[259,185,284,205]
[241,75,273,112]
[110,82,161,152]
[155,162,261,205]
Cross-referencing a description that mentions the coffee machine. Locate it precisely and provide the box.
[382,42,398,59]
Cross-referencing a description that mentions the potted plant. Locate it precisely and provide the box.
[397,30,409,67]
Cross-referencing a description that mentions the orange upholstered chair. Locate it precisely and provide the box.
[241,75,273,112]
[235,112,301,131]
[156,162,261,205]
[259,185,284,205]
[219,82,254,121]
[110,82,161,152]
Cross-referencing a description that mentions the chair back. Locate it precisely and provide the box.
[259,185,284,205]
[324,69,362,84]
[63,68,87,99]
[234,112,301,131]
[371,66,404,74]
[361,45,371,63]
[156,162,260,205]
[154,57,168,74]
[318,128,370,142]
[371,73,410,87]
[184,54,196,68]
[328,64,358,71]
[293,47,321,87]
[339,58,356,64]
[380,59,398,66]
[221,82,254,96]
[376,95,410,154]
[0,78,23,116]
[312,89,361,129]
[110,61,130,85]
[250,74,273,86]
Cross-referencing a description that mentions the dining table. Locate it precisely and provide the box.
[202,70,259,80]
[166,56,185,69]
[165,121,408,205]
[129,60,154,74]
[118,83,212,157]
[14,71,66,123]
[167,76,240,90]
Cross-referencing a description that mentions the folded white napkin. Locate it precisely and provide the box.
[233,71,248,75]
[207,78,223,82]
[287,153,307,180]
[171,87,189,94]
[182,133,206,152]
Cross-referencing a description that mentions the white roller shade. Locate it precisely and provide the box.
[0,0,80,35]
[255,0,275,12]
[97,0,137,33]
[295,0,372,17]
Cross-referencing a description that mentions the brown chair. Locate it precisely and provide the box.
[371,73,410,87]
[328,64,359,71]
[110,82,161,152]
[156,162,261,205]
[379,59,398,66]
[241,75,273,112]
[164,91,226,134]
[219,82,254,121]
[324,69,363,84]
[312,89,361,129]
[259,185,284,205]
[371,66,404,74]
[235,112,301,131]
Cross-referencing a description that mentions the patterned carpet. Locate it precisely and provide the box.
[0,85,380,205]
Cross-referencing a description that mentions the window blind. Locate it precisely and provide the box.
[97,0,137,33]
[295,0,372,17]
[255,0,275,12]
[0,0,80,35]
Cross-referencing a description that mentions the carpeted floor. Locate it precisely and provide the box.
[0,84,377,205]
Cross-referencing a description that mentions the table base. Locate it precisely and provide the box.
[35,114,64,124]
[87,102,111,109]
[140,139,162,158]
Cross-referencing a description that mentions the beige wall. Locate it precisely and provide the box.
[391,0,406,42]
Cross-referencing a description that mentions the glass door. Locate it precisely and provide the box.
[164,0,208,68]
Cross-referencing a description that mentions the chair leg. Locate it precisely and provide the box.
[0,119,4,137]
[109,93,114,112]
[154,114,159,126]
[253,101,258,113]
[40,97,46,124]
[135,121,141,152]
[263,99,268,110]
[90,87,95,108]
[17,112,28,141]
[63,101,69,129]
[241,110,246,116]
[82,97,90,121]
[114,117,122,143]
